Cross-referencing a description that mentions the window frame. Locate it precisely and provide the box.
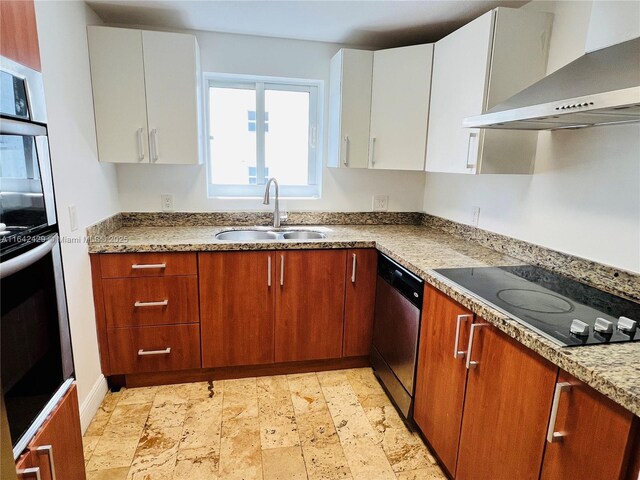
[204,72,323,198]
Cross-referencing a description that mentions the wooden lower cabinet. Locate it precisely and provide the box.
[343,249,378,357]
[540,371,636,480]
[456,321,557,479]
[108,324,201,374]
[16,384,85,480]
[199,251,276,367]
[0,0,41,71]
[413,285,473,476]
[275,249,347,362]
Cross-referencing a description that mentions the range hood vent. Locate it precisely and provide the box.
[464,37,640,130]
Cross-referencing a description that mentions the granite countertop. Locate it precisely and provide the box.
[89,224,640,416]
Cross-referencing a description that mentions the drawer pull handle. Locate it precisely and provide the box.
[466,323,486,369]
[33,445,56,480]
[131,263,166,269]
[547,382,572,443]
[454,314,472,359]
[17,468,41,480]
[134,300,169,307]
[138,348,171,356]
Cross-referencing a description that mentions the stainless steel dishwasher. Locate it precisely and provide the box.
[371,253,424,419]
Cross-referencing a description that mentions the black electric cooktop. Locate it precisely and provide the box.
[434,265,640,347]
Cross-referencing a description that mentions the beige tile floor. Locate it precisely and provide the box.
[83,368,446,480]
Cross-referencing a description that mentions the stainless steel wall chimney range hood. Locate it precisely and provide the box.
[464,37,640,130]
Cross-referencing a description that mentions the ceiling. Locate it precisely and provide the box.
[87,0,529,48]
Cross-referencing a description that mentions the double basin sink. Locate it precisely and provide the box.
[215,228,326,241]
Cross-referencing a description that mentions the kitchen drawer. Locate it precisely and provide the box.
[100,252,197,278]
[107,324,201,374]
[103,276,199,328]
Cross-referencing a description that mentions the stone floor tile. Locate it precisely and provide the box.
[84,392,121,436]
[262,446,307,480]
[218,416,262,479]
[86,467,130,480]
[103,403,152,437]
[258,376,300,449]
[179,397,224,451]
[85,433,141,471]
[172,447,220,479]
[340,437,396,480]
[118,386,158,405]
[83,435,101,464]
[302,443,353,480]
[222,378,258,421]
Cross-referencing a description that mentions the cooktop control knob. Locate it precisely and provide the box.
[618,316,638,334]
[594,318,614,334]
[570,319,590,336]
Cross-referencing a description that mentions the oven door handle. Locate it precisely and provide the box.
[0,234,58,279]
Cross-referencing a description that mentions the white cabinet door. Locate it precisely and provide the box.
[88,27,149,164]
[369,44,433,171]
[327,49,373,169]
[425,11,494,174]
[142,31,201,165]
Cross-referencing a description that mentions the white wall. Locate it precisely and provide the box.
[423,0,640,273]
[115,31,426,213]
[35,1,120,425]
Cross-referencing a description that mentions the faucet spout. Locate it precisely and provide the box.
[263,178,280,228]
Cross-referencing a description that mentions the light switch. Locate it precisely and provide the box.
[68,204,78,231]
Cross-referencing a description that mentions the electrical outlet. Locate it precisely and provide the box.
[471,206,481,227]
[68,204,78,231]
[161,194,174,212]
[373,195,389,212]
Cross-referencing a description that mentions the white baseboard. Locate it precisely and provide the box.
[79,374,108,434]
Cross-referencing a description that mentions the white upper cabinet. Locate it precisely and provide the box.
[88,26,202,164]
[425,8,552,174]
[328,49,373,169]
[87,27,149,164]
[369,44,433,171]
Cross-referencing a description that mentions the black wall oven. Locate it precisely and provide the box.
[0,54,75,459]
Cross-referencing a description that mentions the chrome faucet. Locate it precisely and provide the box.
[262,178,281,228]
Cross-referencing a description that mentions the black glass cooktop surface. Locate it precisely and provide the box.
[434,265,640,347]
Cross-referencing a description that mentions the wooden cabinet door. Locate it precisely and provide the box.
[343,249,377,357]
[540,371,636,480]
[87,26,149,164]
[327,49,373,169]
[456,321,557,480]
[28,384,85,480]
[142,30,200,165]
[200,252,275,368]
[0,0,40,71]
[275,250,347,362]
[413,285,473,477]
[369,44,433,171]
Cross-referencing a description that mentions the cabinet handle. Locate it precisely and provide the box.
[454,314,472,359]
[369,136,377,167]
[465,132,478,170]
[547,382,572,443]
[33,445,56,480]
[351,253,357,283]
[17,468,41,480]
[137,128,145,161]
[150,128,159,162]
[267,256,272,287]
[134,300,168,307]
[131,263,166,269]
[138,347,171,356]
[280,255,285,286]
[343,135,350,167]
[465,323,485,369]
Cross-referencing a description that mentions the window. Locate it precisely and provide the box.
[205,73,323,198]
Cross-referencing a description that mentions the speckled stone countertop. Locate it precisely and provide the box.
[88,224,640,416]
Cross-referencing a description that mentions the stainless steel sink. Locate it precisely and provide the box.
[282,231,326,240]
[215,229,326,241]
[215,230,279,241]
